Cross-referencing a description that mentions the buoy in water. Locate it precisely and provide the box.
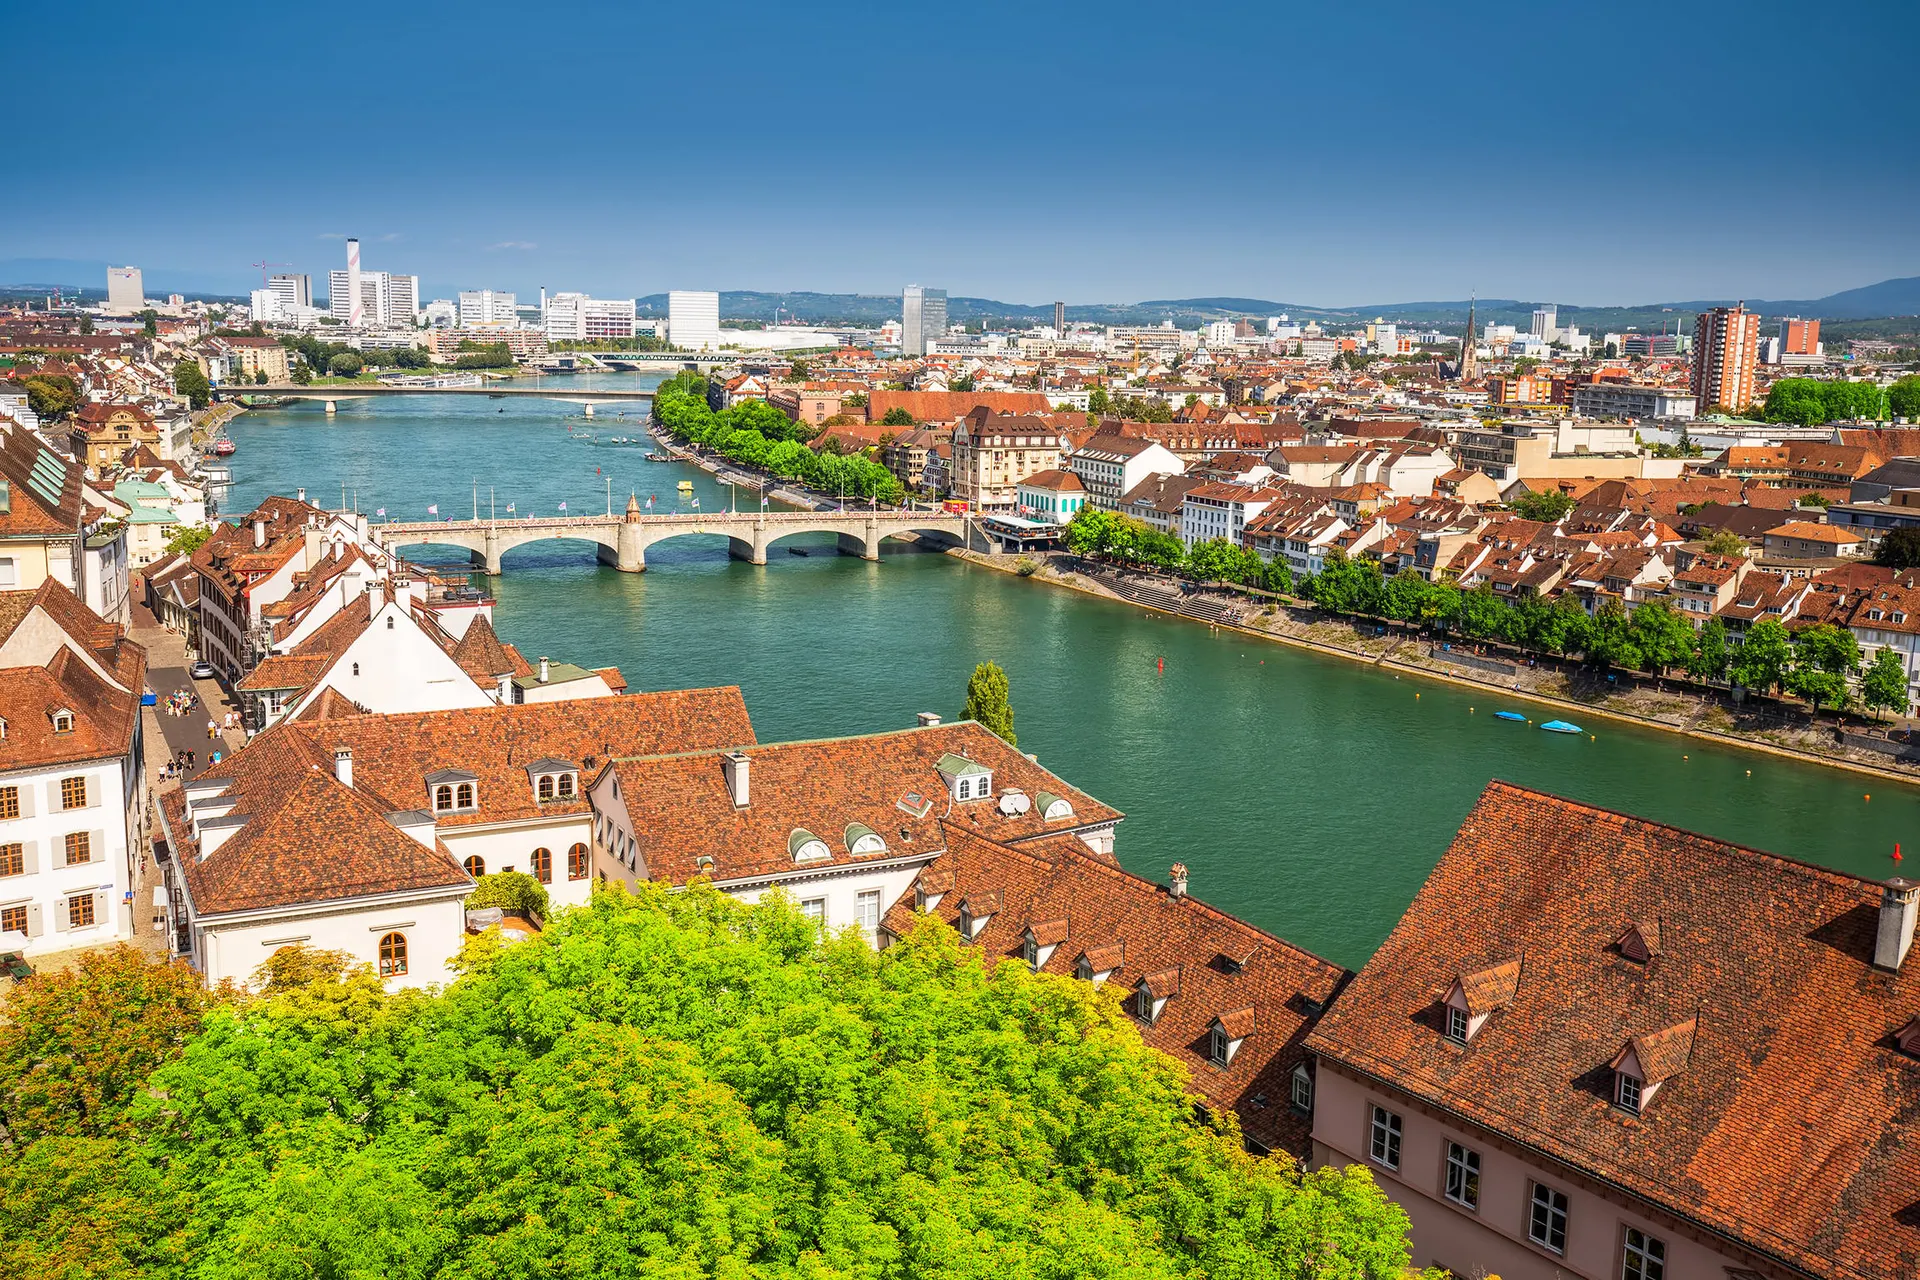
[1896,843,1904,863]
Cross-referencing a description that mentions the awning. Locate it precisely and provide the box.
[0,929,28,955]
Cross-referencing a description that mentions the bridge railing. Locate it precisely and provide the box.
[379,510,964,534]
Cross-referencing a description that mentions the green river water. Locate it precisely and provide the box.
[221,374,1917,969]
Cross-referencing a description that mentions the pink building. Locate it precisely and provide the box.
[1306,782,1920,1280]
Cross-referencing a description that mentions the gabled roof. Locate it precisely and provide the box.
[889,826,1346,1156]
[1308,781,1920,1280]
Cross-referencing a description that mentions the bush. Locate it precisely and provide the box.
[466,870,549,920]
[1015,556,1039,576]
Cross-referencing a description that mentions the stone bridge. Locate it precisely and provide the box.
[373,503,976,574]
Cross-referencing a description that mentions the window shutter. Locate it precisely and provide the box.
[96,829,107,866]
[94,889,111,929]
[46,781,62,812]
[53,898,69,931]
[25,903,42,936]
[20,841,38,875]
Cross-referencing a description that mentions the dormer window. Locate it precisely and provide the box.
[538,775,555,801]
[1208,1008,1255,1067]
[1609,1017,1695,1117]
[1074,942,1124,986]
[526,759,579,804]
[1617,921,1661,964]
[1133,967,1179,1025]
[50,709,73,734]
[1896,1016,1920,1059]
[426,770,479,814]
[789,829,831,863]
[936,753,992,802]
[1034,791,1074,821]
[1442,958,1521,1046]
[1290,1062,1314,1115]
[956,891,998,940]
[845,823,887,856]
[1021,918,1067,971]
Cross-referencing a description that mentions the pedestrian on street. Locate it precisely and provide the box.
[207,718,217,740]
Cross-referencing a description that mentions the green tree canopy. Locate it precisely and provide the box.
[1730,617,1793,694]
[466,870,550,920]
[1702,529,1747,557]
[1688,616,1732,682]
[1861,645,1910,719]
[0,889,1426,1278]
[1888,375,1920,419]
[172,358,211,410]
[163,525,213,556]
[1509,489,1576,523]
[326,351,364,376]
[961,660,1016,745]
[879,406,915,426]
[1874,527,1920,569]
[1762,377,1886,426]
[22,374,79,419]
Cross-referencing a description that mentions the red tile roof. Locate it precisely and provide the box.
[1308,781,1920,1280]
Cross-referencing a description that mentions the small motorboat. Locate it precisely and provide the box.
[645,452,671,462]
[1540,720,1583,734]
[676,480,693,493]
[213,440,236,456]
[1494,711,1527,722]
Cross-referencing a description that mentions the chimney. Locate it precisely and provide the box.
[1169,863,1189,900]
[253,518,266,548]
[917,712,942,727]
[297,487,306,503]
[721,750,751,807]
[1874,877,1919,971]
[333,747,353,788]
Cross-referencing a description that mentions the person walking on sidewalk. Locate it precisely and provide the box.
[207,718,217,740]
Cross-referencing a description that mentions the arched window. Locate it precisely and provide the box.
[537,775,555,802]
[531,846,552,883]
[557,773,575,798]
[956,777,972,800]
[378,932,408,977]
[434,784,454,811]
[462,855,485,878]
[568,842,589,880]
[456,782,474,808]
[352,663,360,676]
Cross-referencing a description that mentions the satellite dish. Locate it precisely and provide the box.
[998,794,1020,817]
[1012,792,1032,814]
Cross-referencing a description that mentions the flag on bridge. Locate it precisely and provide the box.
[427,504,438,515]
[507,503,515,513]
[376,508,385,517]
[558,501,568,512]
[646,495,654,509]
[691,497,700,508]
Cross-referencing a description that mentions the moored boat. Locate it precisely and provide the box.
[1494,711,1527,722]
[1540,719,1583,734]
[213,440,236,456]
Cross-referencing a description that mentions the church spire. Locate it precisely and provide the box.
[1457,294,1479,383]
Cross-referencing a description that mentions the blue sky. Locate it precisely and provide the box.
[9,0,1916,306]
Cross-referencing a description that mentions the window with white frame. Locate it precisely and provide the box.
[1443,1142,1480,1210]
[1290,1063,1313,1115]
[1208,1023,1230,1067]
[800,898,826,929]
[1616,1070,1643,1114]
[1528,1183,1569,1254]
[855,890,881,940]
[1621,1227,1665,1280]
[1368,1105,1402,1169]
[1445,1005,1470,1044]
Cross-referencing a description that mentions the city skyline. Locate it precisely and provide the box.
[6,0,1915,306]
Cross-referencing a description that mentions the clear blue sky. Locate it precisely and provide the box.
[10,0,1916,306]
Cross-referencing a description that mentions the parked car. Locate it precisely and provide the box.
[190,661,216,680]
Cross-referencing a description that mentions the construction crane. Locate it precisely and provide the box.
[251,260,294,288]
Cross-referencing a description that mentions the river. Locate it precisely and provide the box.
[220,374,1917,969]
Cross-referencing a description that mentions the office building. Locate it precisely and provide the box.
[667,290,721,352]
[1690,304,1760,412]
[268,273,311,311]
[544,293,638,342]
[326,241,419,328]
[105,266,144,313]
[1054,301,1066,336]
[1530,304,1557,340]
[1621,331,1680,358]
[901,285,947,357]
[1570,382,1698,421]
[458,290,517,328]
[1764,316,1826,368]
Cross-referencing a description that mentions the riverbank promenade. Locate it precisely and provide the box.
[374,507,974,573]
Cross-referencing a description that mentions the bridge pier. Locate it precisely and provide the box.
[836,525,882,561]
[614,519,645,572]
[482,528,503,575]
[324,400,337,414]
[583,403,594,417]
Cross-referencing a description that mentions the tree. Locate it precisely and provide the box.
[880,406,915,426]
[0,947,229,1141]
[466,871,550,920]
[163,525,213,556]
[252,368,268,385]
[138,309,158,338]
[1788,622,1861,716]
[788,358,811,380]
[22,374,79,419]
[961,661,1016,745]
[1730,617,1793,694]
[1627,600,1696,675]
[0,887,1430,1278]
[79,312,94,334]
[290,362,313,385]
[1702,529,1747,557]
[1889,375,1920,419]
[1583,598,1642,671]
[1086,386,1112,415]
[950,373,976,392]
[1874,527,1920,569]
[1687,616,1731,682]
[1510,489,1575,523]
[1861,645,1910,720]
[1762,377,1886,426]
[172,358,211,409]
[326,351,364,376]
